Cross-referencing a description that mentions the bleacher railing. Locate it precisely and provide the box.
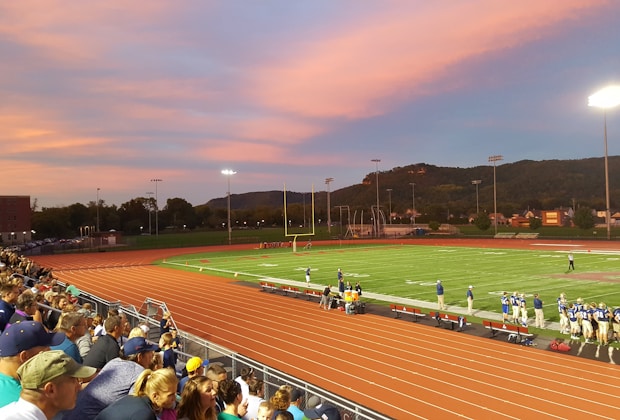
[59,284,389,419]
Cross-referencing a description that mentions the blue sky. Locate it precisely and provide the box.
[1,1,619,209]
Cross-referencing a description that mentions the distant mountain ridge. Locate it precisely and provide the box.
[206,157,620,216]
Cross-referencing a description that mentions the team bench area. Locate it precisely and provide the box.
[389,304,425,322]
[483,320,534,343]
[429,311,470,331]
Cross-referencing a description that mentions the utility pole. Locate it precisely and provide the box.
[150,179,162,237]
[325,177,334,234]
[488,155,503,236]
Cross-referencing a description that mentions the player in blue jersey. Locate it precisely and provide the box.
[510,291,520,324]
[612,307,620,342]
[579,304,593,343]
[567,303,580,339]
[595,303,612,345]
[501,292,510,323]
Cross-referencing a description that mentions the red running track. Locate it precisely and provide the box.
[35,243,620,419]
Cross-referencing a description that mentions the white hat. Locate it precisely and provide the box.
[468,285,474,288]
[437,279,441,283]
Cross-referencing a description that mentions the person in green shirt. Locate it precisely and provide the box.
[0,321,65,407]
[216,379,247,420]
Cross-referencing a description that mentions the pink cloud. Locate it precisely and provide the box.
[251,0,607,119]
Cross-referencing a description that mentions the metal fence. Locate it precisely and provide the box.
[59,284,390,420]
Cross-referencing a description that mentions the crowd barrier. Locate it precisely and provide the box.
[54,283,389,420]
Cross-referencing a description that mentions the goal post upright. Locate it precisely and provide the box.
[283,183,315,252]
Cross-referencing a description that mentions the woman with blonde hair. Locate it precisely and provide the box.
[177,376,217,420]
[95,368,178,419]
[269,388,291,416]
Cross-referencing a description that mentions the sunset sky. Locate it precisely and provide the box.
[1,1,619,209]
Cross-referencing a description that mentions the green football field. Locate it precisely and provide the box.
[159,243,620,323]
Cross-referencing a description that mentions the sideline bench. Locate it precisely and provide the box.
[304,289,323,301]
[515,233,539,239]
[429,312,469,331]
[280,285,302,297]
[390,304,425,322]
[483,320,533,342]
[494,232,516,239]
[259,282,278,293]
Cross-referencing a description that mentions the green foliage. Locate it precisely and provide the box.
[573,207,595,230]
[529,217,542,230]
[474,213,491,231]
[428,221,440,231]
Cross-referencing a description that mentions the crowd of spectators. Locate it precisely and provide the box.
[1,248,341,419]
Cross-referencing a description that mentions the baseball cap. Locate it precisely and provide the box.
[186,356,204,373]
[122,337,159,356]
[17,350,96,389]
[303,403,341,420]
[0,321,65,357]
[469,285,474,289]
[437,279,441,283]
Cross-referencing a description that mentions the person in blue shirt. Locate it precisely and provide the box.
[466,285,474,315]
[50,312,87,363]
[436,280,445,310]
[533,293,545,328]
[0,283,20,333]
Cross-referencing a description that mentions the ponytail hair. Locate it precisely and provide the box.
[132,368,178,398]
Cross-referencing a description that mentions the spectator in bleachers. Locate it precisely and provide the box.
[303,402,341,420]
[128,326,147,339]
[255,401,274,420]
[269,387,291,418]
[8,290,38,324]
[242,378,265,420]
[0,281,20,333]
[64,283,80,305]
[276,412,294,420]
[216,379,248,420]
[76,309,96,358]
[179,356,206,394]
[170,327,182,351]
[50,312,87,363]
[0,350,97,420]
[92,313,104,339]
[0,321,65,408]
[44,294,67,331]
[95,367,178,420]
[159,332,177,370]
[206,364,228,414]
[64,336,159,420]
[160,311,173,336]
[234,366,255,402]
[83,315,123,369]
[287,388,304,420]
[177,376,217,420]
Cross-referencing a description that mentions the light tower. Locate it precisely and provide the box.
[325,177,334,234]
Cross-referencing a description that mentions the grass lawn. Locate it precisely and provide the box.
[157,243,620,323]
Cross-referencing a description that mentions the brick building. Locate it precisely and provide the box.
[0,195,32,244]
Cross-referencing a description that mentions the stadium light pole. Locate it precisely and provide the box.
[386,189,393,224]
[96,188,100,233]
[146,192,154,235]
[325,177,334,234]
[471,180,482,215]
[222,169,236,245]
[371,159,381,237]
[409,183,416,225]
[150,179,162,237]
[488,156,503,236]
[588,85,620,240]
